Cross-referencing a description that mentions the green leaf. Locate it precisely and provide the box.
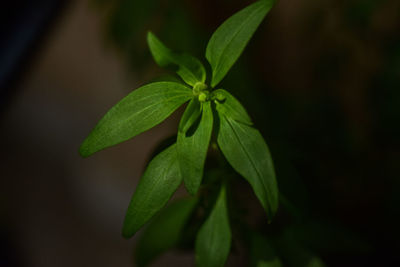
[217,114,278,220]
[79,82,192,157]
[178,97,202,133]
[213,89,252,125]
[206,0,275,87]
[250,233,283,267]
[177,101,213,195]
[148,32,206,86]
[122,144,182,238]
[136,197,198,267]
[195,184,231,267]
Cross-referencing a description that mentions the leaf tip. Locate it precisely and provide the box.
[121,222,135,239]
[265,203,278,224]
[78,142,91,158]
[147,31,155,40]
[185,186,198,196]
[121,229,132,239]
[210,73,221,88]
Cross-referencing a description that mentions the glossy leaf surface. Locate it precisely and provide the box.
[122,144,182,238]
[178,97,202,133]
[217,114,278,220]
[79,82,192,157]
[206,0,275,87]
[178,101,213,195]
[214,89,252,125]
[136,197,198,267]
[195,185,231,267]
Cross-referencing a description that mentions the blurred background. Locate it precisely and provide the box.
[1,0,399,266]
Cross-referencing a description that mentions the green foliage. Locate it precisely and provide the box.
[214,89,252,125]
[122,144,181,238]
[79,82,192,157]
[217,115,278,220]
[178,101,213,195]
[178,98,202,133]
[195,185,231,267]
[135,197,198,267]
[148,32,206,86]
[81,0,279,265]
[206,0,275,87]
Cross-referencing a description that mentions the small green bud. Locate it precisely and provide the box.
[215,92,226,102]
[198,92,208,102]
[193,82,208,94]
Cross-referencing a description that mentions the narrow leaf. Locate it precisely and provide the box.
[148,32,206,86]
[213,89,252,125]
[122,144,182,238]
[178,101,213,195]
[195,184,231,267]
[136,197,198,267]
[79,82,192,157]
[179,97,202,133]
[217,114,278,220]
[206,0,275,87]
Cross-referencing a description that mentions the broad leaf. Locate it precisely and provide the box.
[122,144,182,238]
[136,197,198,267]
[250,233,283,267]
[178,101,213,195]
[79,82,192,157]
[148,32,206,86]
[206,0,275,87]
[178,97,202,133]
[217,114,278,220]
[213,89,252,125]
[195,184,231,267]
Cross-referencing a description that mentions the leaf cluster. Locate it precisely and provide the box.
[80,1,278,266]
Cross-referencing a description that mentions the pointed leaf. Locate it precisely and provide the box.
[195,184,231,267]
[136,197,198,267]
[213,89,252,125]
[148,32,206,86]
[122,144,182,238]
[179,97,202,133]
[178,101,213,195]
[79,82,192,157]
[217,114,278,220]
[206,0,275,87]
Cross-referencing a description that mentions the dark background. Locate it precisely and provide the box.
[1,0,399,266]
